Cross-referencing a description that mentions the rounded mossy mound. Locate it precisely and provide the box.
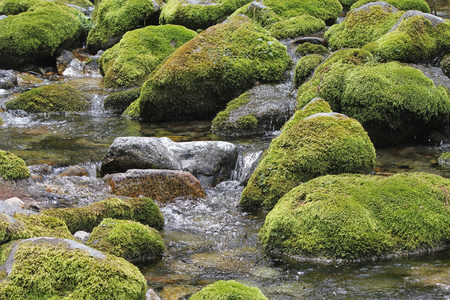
[131,15,291,122]
[104,88,141,112]
[325,3,403,50]
[351,0,431,13]
[99,25,197,88]
[268,15,325,39]
[0,150,30,180]
[42,197,164,233]
[438,153,450,166]
[86,218,165,262]
[159,0,252,30]
[294,54,324,87]
[0,237,147,299]
[295,42,330,56]
[6,84,89,113]
[0,0,83,68]
[240,98,376,212]
[260,172,450,260]
[86,0,161,53]
[190,280,268,300]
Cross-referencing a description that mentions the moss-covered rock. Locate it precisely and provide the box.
[230,1,283,29]
[0,117,3,126]
[351,0,431,13]
[240,98,376,211]
[441,54,450,78]
[6,84,89,113]
[0,237,147,299]
[363,12,450,63]
[99,25,197,88]
[190,280,268,300]
[295,42,330,56]
[296,49,450,145]
[260,172,450,260]
[42,197,164,233]
[438,153,450,166]
[104,88,141,112]
[130,15,291,122]
[159,0,252,30]
[86,218,165,262]
[294,54,324,87]
[0,0,83,68]
[268,15,325,39]
[0,150,30,180]
[86,0,161,53]
[325,2,403,50]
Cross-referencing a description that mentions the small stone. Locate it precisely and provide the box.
[58,165,88,177]
[146,288,161,300]
[4,197,24,209]
[74,231,91,244]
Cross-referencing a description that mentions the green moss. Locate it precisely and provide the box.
[268,15,325,39]
[62,0,93,8]
[351,0,430,13]
[104,88,141,112]
[122,98,141,118]
[325,4,402,50]
[160,0,252,30]
[87,218,164,262]
[86,0,160,53]
[438,153,450,166]
[211,92,252,133]
[6,84,89,113]
[0,117,3,126]
[99,25,197,88]
[230,2,283,29]
[260,173,450,260]
[133,15,292,122]
[339,0,359,9]
[0,238,147,299]
[190,280,268,300]
[0,0,83,67]
[295,42,330,56]
[363,15,450,63]
[42,197,164,233]
[0,150,30,180]
[442,54,450,78]
[294,54,324,87]
[240,99,376,211]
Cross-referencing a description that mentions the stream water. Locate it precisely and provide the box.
[0,2,450,299]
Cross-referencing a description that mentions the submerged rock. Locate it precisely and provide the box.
[190,280,268,300]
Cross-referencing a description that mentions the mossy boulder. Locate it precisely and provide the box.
[260,172,450,260]
[438,153,450,166]
[129,15,291,122]
[42,197,164,233]
[325,2,403,50]
[295,42,330,56]
[190,280,268,300]
[6,84,89,113]
[99,25,197,88]
[230,2,283,29]
[159,0,252,30]
[0,151,29,180]
[351,0,431,13]
[104,88,141,112]
[441,54,450,78]
[363,12,450,63]
[86,0,161,53]
[296,49,450,145]
[86,218,165,262]
[0,0,83,68]
[294,54,324,87]
[0,237,147,299]
[268,15,325,39]
[240,98,376,211]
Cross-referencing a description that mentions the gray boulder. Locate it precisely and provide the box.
[0,70,17,89]
[389,10,446,32]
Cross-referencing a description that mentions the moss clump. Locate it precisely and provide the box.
[230,2,283,29]
[42,197,164,233]
[325,4,402,50]
[0,150,30,180]
[86,218,164,262]
[294,54,324,87]
[363,14,450,63]
[0,0,83,68]
[438,153,450,166]
[6,84,89,113]
[104,88,141,112]
[99,25,197,88]
[132,15,291,122]
[240,99,376,211]
[351,0,431,13]
[86,0,160,53]
[159,0,252,30]
[190,280,268,300]
[440,54,450,78]
[0,238,147,299]
[295,42,330,56]
[211,92,252,134]
[260,173,450,260]
[268,15,325,39]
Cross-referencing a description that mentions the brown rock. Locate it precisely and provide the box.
[58,165,88,177]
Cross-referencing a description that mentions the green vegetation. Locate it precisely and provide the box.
[240,98,376,211]
[42,197,164,233]
[295,42,330,56]
[0,150,30,180]
[268,15,325,39]
[104,88,141,112]
[190,280,268,300]
[99,25,197,88]
[442,54,450,77]
[294,54,324,87]
[351,0,431,13]
[230,2,283,29]
[438,153,450,166]
[6,84,89,113]
[260,173,450,260]
[0,117,3,126]
[87,218,165,261]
